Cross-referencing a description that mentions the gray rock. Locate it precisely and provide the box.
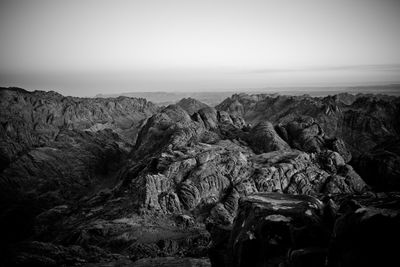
[222,193,328,267]
[247,121,291,153]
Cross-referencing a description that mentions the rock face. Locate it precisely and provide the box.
[209,192,400,267]
[122,104,367,225]
[0,130,126,202]
[0,87,158,171]
[0,87,398,266]
[252,150,367,196]
[176,98,209,115]
[217,93,400,190]
[0,87,158,189]
[217,93,400,154]
[228,193,327,267]
[247,121,290,153]
[0,87,159,265]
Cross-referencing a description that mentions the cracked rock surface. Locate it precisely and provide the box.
[0,87,399,266]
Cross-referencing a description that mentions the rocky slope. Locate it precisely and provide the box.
[0,87,159,263]
[217,93,400,190]
[176,98,209,115]
[0,88,158,169]
[0,87,399,267]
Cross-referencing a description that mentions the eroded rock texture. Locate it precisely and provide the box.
[121,103,367,228]
[0,87,159,265]
[0,87,399,267]
[217,93,400,190]
[176,98,209,115]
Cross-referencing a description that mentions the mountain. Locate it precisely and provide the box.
[176,97,209,115]
[0,87,399,267]
[96,91,237,107]
[0,87,159,262]
[217,93,400,190]
[94,84,400,106]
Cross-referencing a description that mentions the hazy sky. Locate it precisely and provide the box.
[1,0,400,96]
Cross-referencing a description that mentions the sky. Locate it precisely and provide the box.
[0,0,400,96]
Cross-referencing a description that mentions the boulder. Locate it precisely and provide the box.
[225,193,329,267]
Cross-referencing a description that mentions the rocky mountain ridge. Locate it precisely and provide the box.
[217,92,400,190]
[0,87,399,267]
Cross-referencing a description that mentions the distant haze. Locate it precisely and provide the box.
[1,0,400,97]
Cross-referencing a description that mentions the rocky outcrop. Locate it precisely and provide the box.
[217,93,400,155]
[0,87,160,264]
[227,193,327,267]
[0,87,158,171]
[0,129,127,203]
[133,104,202,158]
[209,192,400,267]
[133,103,247,158]
[123,143,367,227]
[176,98,209,115]
[124,104,367,222]
[118,101,368,236]
[251,150,367,196]
[274,116,353,163]
[1,87,397,266]
[247,121,290,153]
[217,93,400,189]
[0,88,158,207]
[128,139,253,216]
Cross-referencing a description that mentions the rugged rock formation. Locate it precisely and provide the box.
[217,93,400,154]
[123,103,366,223]
[176,98,209,115]
[247,121,290,153]
[228,193,327,267]
[0,87,159,265]
[251,149,367,196]
[0,87,398,266]
[217,93,400,189]
[209,192,400,267]
[0,87,158,171]
[0,129,127,203]
[0,87,158,193]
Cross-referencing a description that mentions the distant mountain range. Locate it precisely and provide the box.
[95,84,400,106]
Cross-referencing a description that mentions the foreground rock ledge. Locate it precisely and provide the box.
[227,193,327,267]
[209,192,400,267]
